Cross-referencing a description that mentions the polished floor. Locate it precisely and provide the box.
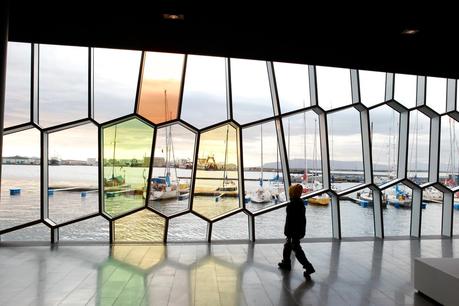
[0,238,456,306]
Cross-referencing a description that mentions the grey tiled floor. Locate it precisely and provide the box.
[0,238,455,305]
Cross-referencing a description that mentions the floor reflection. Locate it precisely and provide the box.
[0,239,453,305]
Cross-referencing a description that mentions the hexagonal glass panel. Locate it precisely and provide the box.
[439,115,459,190]
[274,62,310,113]
[327,107,364,191]
[407,110,430,184]
[370,105,400,185]
[282,111,323,196]
[114,209,165,242]
[1,128,40,232]
[148,124,196,216]
[255,201,332,239]
[243,121,285,212]
[303,192,333,237]
[0,223,49,241]
[394,73,417,109]
[4,42,31,128]
[48,123,98,224]
[59,216,109,241]
[167,214,207,241]
[212,212,248,240]
[102,118,154,217]
[93,48,141,123]
[382,183,413,236]
[137,51,185,124]
[421,186,443,235]
[316,66,352,110]
[39,44,88,127]
[426,77,447,115]
[339,188,374,237]
[359,70,386,107]
[180,55,227,129]
[231,58,274,124]
[192,124,240,220]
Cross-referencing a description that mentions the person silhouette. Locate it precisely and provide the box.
[278,184,315,279]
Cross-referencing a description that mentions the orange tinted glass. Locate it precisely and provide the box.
[137,52,185,124]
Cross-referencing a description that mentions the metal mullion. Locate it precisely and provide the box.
[410,186,422,238]
[206,222,212,242]
[56,212,100,228]
[163,218,169,243]
[248,214,255,241]
[239,116,277,129]
[385,73,394,101]
[428,116,440,183]
[144,126,157,208]
[190,210,211,222]
[31,43,39,123]
[98,125,104,214]
[109,220,114,243]
[100,114,137,128]
[336,183,370,197]
[226,58,233,120]
[88,47,94,119]
[308,66,318,106]
[198,119,232,133]
[210,208,243,223]
[318,112,331,190]
[267,61,291,194]
[188,132,200,212]
[110,206,145,221]
[40,131,49,221]
[145,206,168,219]
[397,111,409,179]
[43,118,91,133]
[329,192,341,239]
[442,191,454,237]
[155,118,181,129]
[416,76,426,107]
[350,69,360,103]
[371,188,384,238]
[238,125,246,211]
[134,51,146,114]
[446,79,457,112]
[360,109,373,184]
[3,122,33,135]
[253,203,286,216]
[51,227,59,244]
[176,54,188,120]
[0,219,41,235]
[279,105,316,119]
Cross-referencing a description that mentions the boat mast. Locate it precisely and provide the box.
[260,123,263,187]
[111,124,117,179]
[313,118,318,177]
[222,125,229,187]
[303,100,307,182]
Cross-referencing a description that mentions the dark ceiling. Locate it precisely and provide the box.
[6,2,459,78]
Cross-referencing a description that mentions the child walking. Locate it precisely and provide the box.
[278,184,315,279]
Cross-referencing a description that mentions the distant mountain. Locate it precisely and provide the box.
[262,158,436,171]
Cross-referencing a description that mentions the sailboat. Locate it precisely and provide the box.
[104,124,127,189]
[149,90,190,201]
[250,124,272,203]
[217,125,237,192]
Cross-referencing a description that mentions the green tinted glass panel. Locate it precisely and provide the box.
[114,209,165,242]
[103,118,154,217]
[193,124,240,219]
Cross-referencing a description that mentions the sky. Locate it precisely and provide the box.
[3,42,458,171]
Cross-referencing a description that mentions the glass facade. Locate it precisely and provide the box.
[1,42,459,242]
